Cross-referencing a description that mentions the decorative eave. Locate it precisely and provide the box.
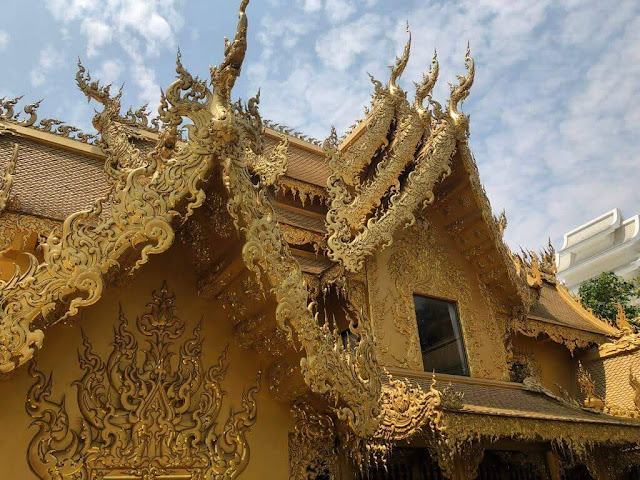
[513,314,609,353]
[379,369,640,449]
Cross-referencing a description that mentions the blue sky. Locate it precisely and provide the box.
[1,0,639,251]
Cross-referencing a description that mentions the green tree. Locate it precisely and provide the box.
[578,271,639,328]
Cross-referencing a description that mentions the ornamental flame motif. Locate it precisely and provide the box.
[26,282,260,479]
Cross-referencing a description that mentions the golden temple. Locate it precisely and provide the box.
[0,2,638,478]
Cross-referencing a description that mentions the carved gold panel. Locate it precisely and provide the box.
[25,282,260,480]
[367,220,510,380]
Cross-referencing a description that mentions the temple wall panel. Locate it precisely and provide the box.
[0,243,294,478]
[512,333,576,396]
[366,218,510,380]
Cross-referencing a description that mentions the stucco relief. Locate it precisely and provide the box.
[25,282,261,479]
[367,219,509,379]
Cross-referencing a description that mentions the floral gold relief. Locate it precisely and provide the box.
[369,221,509,379]
[26,282,260,479]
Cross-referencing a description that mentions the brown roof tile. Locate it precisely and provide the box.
[529,283,615,336]
[0,135,109,220]
[389,373,640,427]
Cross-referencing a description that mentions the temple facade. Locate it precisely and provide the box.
[0,2,639,479]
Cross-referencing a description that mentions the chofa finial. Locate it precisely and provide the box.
[414,49,439,116]
[447,41,475,136]
[389,22,411,95]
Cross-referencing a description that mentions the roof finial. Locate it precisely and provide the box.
[447,40,475,136]
[414,49,439,117]
[389,22,411,95]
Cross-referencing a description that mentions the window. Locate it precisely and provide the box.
[413,295,469,376]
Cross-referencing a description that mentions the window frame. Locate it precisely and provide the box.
[412,292,470,377]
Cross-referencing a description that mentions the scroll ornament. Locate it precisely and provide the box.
[26,282,260,479]
[0,0,262,374]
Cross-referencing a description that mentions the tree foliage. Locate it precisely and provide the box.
[578,271,639,327]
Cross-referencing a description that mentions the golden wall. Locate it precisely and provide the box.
[0,243,294,478]
[366,217,510,380]
[512,334,576,396]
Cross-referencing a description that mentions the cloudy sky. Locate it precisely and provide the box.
[1,0,638,251]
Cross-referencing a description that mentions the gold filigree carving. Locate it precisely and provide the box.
[374,375,444,443]
[577,361,605,410]
[25,282,261,479]
[0,96,98,144]
[276,177,326,206]
[288,400,340,480]
[0,212,60,252]
[0,1,263,373]
[280,224,326,252]
[0,143,17,214]
[0,0,384,440]
[630,367,640,411]
[512,316,605,353]
[324,34,475,273]
[371,222,509,379]
[263,119,324,148]
[245,133,289,186]
[515,239,557,289]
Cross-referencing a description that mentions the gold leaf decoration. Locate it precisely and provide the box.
[26,282,261,479]
[324,35,475,273]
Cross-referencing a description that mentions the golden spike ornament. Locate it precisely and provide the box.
[26,282,261,479]
[414,50,439,123]
[245,133,290,186]
[325,40,475,272]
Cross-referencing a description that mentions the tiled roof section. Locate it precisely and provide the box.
[585,349,640,411]
[264,135,329,186]
[274,205,326,233]
[389,373,640,427]
[293,252,333,275]
[1,132,329,221]
[529,283,615,336]
[0,135,108,220]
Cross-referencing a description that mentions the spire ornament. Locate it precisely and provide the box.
[324,37,475,272]
[447,42,475,138]
[389,23,411,95]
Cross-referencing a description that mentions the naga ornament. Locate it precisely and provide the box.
[325,30,475,272]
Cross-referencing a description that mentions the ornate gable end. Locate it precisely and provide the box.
[0,0,383,444]
[0,245,298,478]
[367,216,511,381]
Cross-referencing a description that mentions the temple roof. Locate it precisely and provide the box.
[387,370,640,444]
[529,283,618,337]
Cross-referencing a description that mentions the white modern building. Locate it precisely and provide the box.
[556,208,640,294]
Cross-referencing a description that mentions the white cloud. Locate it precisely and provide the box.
[131,62,161,115]
[315,14,390,70]
[96,59,124,85]
[0,30,9,51]
[30,44,64,87]
[325,0,357,23]
[300,0,322,12]
[80,19,112,57]
[45,0,184,57]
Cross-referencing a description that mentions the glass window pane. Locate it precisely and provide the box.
[413,295,469,376]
